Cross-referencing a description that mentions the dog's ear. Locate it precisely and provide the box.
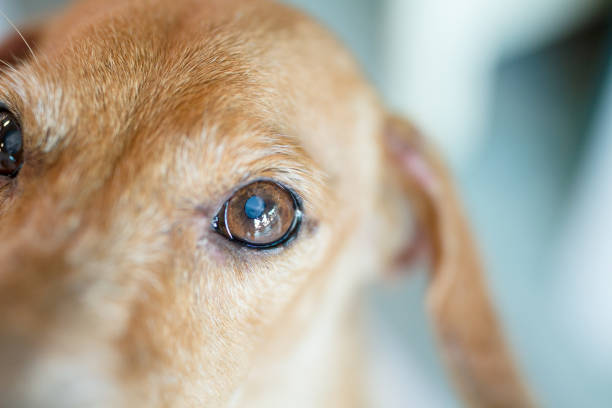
[0,23,42,68]
[382,115,534,407]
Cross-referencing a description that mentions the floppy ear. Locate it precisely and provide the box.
[383,116,534,407]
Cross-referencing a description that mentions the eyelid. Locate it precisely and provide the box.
[0,102,20,119]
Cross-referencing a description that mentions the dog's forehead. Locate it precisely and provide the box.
[0,0,381,210]
[7,2,282,145]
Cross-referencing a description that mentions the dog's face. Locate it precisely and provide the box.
[0,0,532,407]
[0,0,392,406]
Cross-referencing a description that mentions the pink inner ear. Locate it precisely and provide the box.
[391,221,430,273]
[399,146,441,197]
[385,129,441,198]
[384,127,440,274]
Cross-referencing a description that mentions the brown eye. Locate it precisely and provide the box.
[213,180,302,249]
[0,110,23,178]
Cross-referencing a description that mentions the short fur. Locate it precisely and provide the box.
[0,0,533,407]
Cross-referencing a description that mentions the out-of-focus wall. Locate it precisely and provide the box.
[383,0,608,169]
[0,0,63,28]
[554,58,612,406]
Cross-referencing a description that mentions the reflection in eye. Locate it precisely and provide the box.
[213,180,302,249]
[245,195,266,219]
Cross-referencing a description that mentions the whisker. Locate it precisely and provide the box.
[0,9,37,63]
[0,57,17,73]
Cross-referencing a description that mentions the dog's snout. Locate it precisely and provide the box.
[0,329,121,408]
[0,233,74,311]
[0,239,125,408]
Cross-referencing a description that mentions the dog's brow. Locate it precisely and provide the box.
[180,123,327,202]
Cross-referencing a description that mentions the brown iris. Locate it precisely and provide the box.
[213,180,301,248]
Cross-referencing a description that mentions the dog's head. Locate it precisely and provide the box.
[0,0,531,407]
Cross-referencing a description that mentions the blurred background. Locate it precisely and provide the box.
[2,0,611,406]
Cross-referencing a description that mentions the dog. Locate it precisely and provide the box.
[0,0,533,406]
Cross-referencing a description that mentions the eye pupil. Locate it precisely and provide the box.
[4,130,22,154]
[0,110,23,178]
[244,195,266,219]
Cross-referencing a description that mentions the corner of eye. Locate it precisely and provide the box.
[300,215,319,237]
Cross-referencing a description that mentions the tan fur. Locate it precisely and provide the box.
[0,0,533,407]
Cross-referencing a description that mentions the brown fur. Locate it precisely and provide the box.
[0,0,533,406]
